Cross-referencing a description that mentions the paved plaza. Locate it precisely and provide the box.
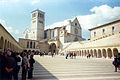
[24,55,120,80]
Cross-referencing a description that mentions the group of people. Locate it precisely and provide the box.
[65,52,76,59]
[0,49,35,80]
[112,54,120,72]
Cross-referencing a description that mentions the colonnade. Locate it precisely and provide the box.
[68,48,119,59]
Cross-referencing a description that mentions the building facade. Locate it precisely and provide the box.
[0,24,22,52]
[63,19,120,59]
[19,9,120,59]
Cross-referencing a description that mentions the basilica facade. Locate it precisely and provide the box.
[19,9,84,53]
[19,9,120,59]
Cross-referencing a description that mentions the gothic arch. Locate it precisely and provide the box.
[113,48,118,57]
[102,49,107,58]
[107,48,112,58]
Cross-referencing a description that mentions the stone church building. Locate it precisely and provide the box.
[19,9,84,54]
[19,9,120,59]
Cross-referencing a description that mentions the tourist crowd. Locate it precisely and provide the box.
[0,49,35,80]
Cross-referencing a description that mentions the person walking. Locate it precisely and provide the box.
[113,55,119,72]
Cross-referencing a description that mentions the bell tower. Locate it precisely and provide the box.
[30,9,45,40]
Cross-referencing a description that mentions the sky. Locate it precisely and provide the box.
[0,0,120,41]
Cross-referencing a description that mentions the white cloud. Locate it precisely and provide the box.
[31,0,40,5]
[78,5,120,30]
[46,5,120,30]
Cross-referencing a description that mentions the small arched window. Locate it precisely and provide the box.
[75,23,77,26]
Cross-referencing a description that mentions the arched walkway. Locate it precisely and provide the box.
[4,39,7,49]
[82,50,84,56]
[113,48,118,57]
[90,49,93,57]
[98,49,102,58]
[94,49,97,58]
[107,48,112,58]
[84,50,87,56]
[102,49,107,58]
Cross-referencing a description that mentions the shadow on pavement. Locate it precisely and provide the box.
[19,60,58,80]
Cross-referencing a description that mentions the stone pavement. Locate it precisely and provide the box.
[22,55,120,80]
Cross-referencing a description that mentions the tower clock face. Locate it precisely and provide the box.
[74,28,78,34]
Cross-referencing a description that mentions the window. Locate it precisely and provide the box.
[94,32,96,37]
[38,20,43,24]
[38,13,44,18]
[32,13,36,18]
[53,31,54,37]
[112,26,115,32]
[102,29,105,34]
[75,23,77,26]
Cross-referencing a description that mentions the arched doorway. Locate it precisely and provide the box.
[79,50,81,56]
[87,50,89,55]
[94,49,97,58]
[113,48,118,57]
[82,50,83,56]
[107,48,112,58]
[98,49,102,58]
[84,50,87,56]
[49,43,56,54]
[4,39,7,49]
[102,49,107,58]
[90,49,93,57]
[0,36,4,49]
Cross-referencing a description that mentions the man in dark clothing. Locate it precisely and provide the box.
[28,55,35,79]
[4,50,16,80]
[113,55,119,72]
[13,52,22,80]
